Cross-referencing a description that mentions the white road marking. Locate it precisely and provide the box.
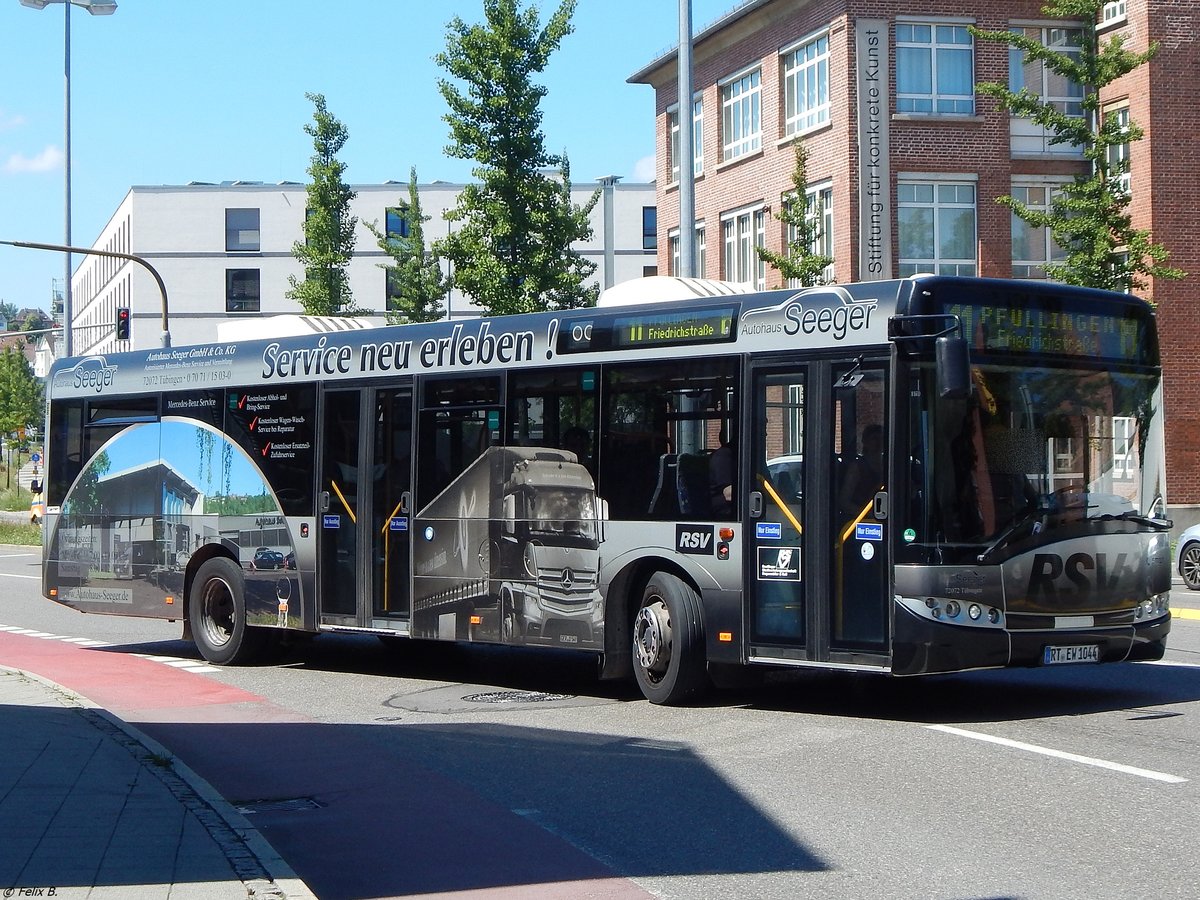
[1,625,216,672]
[927,724,1188,784]
[0,572,41,580]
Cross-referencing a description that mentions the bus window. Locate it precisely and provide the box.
[600,358,739,521]
[507,367,598,473]
[417,376,502,510]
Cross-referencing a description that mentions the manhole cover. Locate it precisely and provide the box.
[461,689,575,704]
[234,797,324,815]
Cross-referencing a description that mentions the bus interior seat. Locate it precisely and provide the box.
[676,452,711,517]
[648,454,679,516]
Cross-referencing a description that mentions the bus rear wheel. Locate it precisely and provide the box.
[632,572,708,705]
[189,557,263,665]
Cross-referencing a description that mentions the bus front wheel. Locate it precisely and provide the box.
[632,572,708,705]
[189,557,263,665]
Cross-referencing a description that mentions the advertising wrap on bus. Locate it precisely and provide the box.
[40,276,1173,705]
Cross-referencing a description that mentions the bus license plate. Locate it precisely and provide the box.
[1043,644,1100,665]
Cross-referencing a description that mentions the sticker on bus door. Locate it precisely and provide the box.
[758,547,801,581]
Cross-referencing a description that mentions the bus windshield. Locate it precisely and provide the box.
[907,361,1166,563]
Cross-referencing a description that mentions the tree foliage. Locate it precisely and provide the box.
[756,143,834,286]
[971,1,1183,293]
[364,167,448,324]
[435,0,599,315]
[0,346,44,438]
[288,92,361,315]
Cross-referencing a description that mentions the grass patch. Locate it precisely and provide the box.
[0,521,42,546]
[0,485,34,513]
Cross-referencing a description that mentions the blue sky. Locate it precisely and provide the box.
[0,0,735,315]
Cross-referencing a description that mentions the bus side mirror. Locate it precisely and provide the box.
[936,335,972,400]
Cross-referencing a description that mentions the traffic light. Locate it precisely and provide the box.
[115,306,130,341]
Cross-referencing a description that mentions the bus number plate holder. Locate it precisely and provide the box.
[1043,644,1099,665]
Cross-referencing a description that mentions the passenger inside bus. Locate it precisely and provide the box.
[708,431,735,518]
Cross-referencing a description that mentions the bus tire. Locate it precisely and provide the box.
[632,571,708,705]
[189,557,263,665]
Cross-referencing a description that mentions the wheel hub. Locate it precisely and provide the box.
[633,599,672,676]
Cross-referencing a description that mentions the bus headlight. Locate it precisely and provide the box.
[968,603,982,621]
[945,601,961,619]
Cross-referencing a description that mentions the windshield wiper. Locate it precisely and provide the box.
[977,503,1050,564]
[1096,510,1173,531]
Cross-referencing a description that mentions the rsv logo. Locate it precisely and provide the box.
[1027,552,1135,600]
[676,524,714,555]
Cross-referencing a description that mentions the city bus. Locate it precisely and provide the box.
[40,275,1173,704]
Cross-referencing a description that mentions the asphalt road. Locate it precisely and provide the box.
[2,544,1198,900]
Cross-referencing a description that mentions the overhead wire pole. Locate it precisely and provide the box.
[0,239,172,349]
[677,0,696,278]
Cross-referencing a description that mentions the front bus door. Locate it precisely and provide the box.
[748,359,890,666]
[319,385,413,628]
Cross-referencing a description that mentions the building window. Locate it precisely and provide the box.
[896,22,974,115]
[720,67,762,161]
[1102,2,1126,24]
[668,97,703,181]
[642,207,658,250]
[1009,27,1084,116]
[225,208,260,252]
[782,31,830,135]
[385,206,410,242]
[898,181,976,276]
[722,207,766,288]
[226,269,261,313]
[784,182,834,288]
[643,265,658,278]
[1010,183,1067,279]
[1105,106,1131,197]
[668,224,707,278]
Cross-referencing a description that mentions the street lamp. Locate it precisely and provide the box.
[18,0,117,359]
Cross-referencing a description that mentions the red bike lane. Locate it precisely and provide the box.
[0,629,652,900]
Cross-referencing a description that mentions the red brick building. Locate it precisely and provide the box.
[630,0,1199,519]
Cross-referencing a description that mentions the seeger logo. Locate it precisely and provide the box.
[55,356,119,394]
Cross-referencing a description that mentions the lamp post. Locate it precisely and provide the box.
[18,0,117,359]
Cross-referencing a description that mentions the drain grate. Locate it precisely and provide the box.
[461,689,575,704]
[234,796,324,815]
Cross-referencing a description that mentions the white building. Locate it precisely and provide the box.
[71,179,658,352]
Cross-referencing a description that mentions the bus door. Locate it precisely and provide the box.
[747,359,889,664]
[318,385,414,628]
[829,359,889,658]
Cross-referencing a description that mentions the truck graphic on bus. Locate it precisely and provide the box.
[412,446,605,648]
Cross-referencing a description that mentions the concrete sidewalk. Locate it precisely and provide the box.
[0,667,314,900]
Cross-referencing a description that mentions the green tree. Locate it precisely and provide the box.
[288,92,361,315]
[0,346,44,438]
[16,309,52,344]
[0,301,17,330]
[364,167,447,324]
[435,0,599,316]
[971,1,1184,293]
[756,143,834,286]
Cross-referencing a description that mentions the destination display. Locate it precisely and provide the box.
[946,299,1149,364]
[559,305,738,354]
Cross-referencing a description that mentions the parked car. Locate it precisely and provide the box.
[251,548,285,571]
[1174,524,1200,590]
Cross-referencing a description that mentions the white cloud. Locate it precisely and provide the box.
[0,110,28,132]
[3,145,63,174]
[632,154,656,183]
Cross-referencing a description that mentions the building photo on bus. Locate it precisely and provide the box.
[40,275,1172,704]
